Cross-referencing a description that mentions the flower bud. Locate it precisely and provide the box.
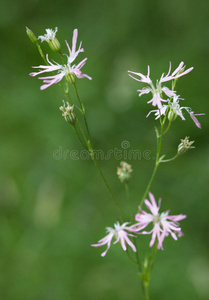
[168,109,177,122]
[26,27,37,43]
[59,101,76,125]
[65,73,76,84]
[177,136,195,155]
[48,38,61,52]
[117,161,133,184]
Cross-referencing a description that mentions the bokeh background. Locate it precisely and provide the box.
[0,0,209,299]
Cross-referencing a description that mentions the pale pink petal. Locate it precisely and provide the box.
[128,68,152,84]
[162,87,176,97]
[147,92,168,109]
[167,214,187,222]
[39,73,64,90]
[146,109,159,118]
[137,88,151,97]
[124,235,137,252]
[171,61,184,76]
[189,111,202,129]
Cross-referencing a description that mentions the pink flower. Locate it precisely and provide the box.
[91,222,139,257]
[147,95,204,128]
[133,192,186,250]
[30,29,92,90]
[128,62,193,109]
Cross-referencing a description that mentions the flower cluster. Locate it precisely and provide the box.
[147,95,204,128]
[128,62,192,109]
[59,100,76,125]
[128,62,204,128]
[30,28,92,90]
[177,136,195,155]
[117,161,133,184]
[92,193,186,256]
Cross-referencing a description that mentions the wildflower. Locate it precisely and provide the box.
[133,192,186,250]
[128,62,193,109]
[177,136,195,155]
[30,29,92,89]
[146,95,204,128]
[59,100,76,125]
[38,27,58,42]
[117,161,133,184]
[91,222,139,257]
[38,27,61,52]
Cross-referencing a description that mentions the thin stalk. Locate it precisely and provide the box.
[72,125,88,150]
[160,154,179,163]
[92,157,125,220]
[34,42,124,220]
[140,97,170,208]
[133,239,142,271]
[140,163,159,208]
[125,249,139,265]
[73,83,92,145]
[143,282,150,300]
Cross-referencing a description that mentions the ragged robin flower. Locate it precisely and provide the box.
[30,28,92,89]
[132,192,186,250]
[147,95,204,128]
[128,62,193,109]
[91,222,140,257]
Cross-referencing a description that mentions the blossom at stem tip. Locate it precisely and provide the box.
[91,222,140,257]
[30,29,92,89]
[133,192,186,250]
[128,61,193,109]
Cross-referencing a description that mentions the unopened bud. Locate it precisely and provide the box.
[168,109,178,122]
[117,161,133,184]
[177,136,195,155]
[48,38,61,52]
[59,101,76,125]
[65,73,76,84]
[26,27,37,43]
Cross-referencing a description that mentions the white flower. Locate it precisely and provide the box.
[91,222,139,257]
[38,27,58,42]
[146,95,204,128]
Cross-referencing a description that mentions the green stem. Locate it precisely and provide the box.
[92,157,125,220]
[133,239,142,271]
[143,282,150,300]
[34,42,124,220]
[64,90,89,148]
[140,100,169,208]
[35,42,47,63]
[72,125,88,150]
[140,162,159,208]
[73,83,92,145]
[125,249,139,265]
[160,154,179,163]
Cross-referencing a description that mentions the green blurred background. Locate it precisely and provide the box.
[0,0,209,299]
